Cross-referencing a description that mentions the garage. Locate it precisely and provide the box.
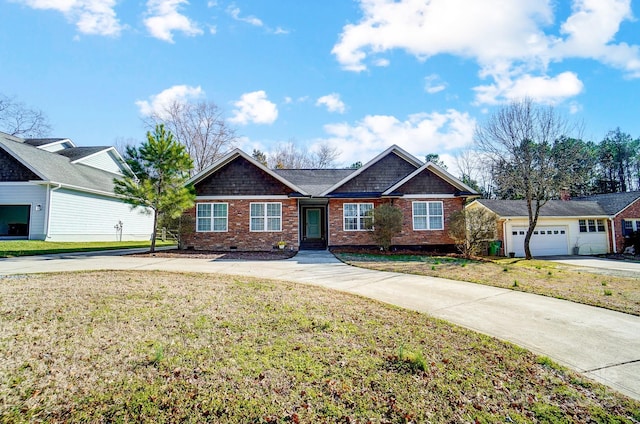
[511,226,568,257]
[0,205,30,238]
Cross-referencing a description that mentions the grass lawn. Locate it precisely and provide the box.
[1,271,638,423]
[0,240,176,258]
[334,252,640,316]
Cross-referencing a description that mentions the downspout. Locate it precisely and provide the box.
[502,219,509,256]
[609,217,617,254]
[44,183,62,240]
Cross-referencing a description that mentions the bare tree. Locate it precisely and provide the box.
[448,208,497,258]
[146,100,237,175]
[267,141,340,169]
[0,93,51,137]
[453,149,495,198]
[474,98,575,259]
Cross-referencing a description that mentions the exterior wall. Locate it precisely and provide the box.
[0,147,41,181]
[184,198,299,251]
[0,183,48,239]
[501,218,609,256]
[327,197,463,248]
[78,151,123,175]
[332,153,417,194]
[48,188,153,241]
[396,169,457,194]
[614,198,640,252]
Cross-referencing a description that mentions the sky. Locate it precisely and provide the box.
[2,0,640,172]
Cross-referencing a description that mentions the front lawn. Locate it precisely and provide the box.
[1,271,638,422]
[0,240,175,258]
[334,252,640,316]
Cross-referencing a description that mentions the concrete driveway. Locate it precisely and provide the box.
[1,250,639,400]
[548,256,640,277]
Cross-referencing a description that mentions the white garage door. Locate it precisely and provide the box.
[511,226,568,257]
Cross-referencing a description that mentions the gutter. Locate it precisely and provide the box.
[44,183,62,239]
[609,217,617,254]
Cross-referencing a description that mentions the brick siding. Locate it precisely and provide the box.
[614,198,640,252]
[183,199,299,251]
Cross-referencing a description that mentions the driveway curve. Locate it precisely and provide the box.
[1,249,639,400]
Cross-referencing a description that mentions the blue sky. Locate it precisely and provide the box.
[2,0,640,171]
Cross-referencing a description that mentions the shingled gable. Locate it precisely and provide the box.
[320,145,423,197]
[383,162,478,196]
[187,149,309,197]
[0,143,44,181]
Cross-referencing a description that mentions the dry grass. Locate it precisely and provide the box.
[335,253,640,316]
[1,271,639,423]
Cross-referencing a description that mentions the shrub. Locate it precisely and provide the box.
[368,203,403,251]
[448,207,498,258]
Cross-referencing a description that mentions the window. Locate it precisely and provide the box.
[623,219,640,235]
[579,219,605,233]
[196,203,228,232]
[250,202,281,232]
[412,201,444,230]
[343,203,373,231]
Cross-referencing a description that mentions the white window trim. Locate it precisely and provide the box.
[250,202,282,232]
[196,202,228,233]
[579,218,606,233]
[412,201,444,231]
[343,203,374,232]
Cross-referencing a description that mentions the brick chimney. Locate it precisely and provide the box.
[560,188,571,201]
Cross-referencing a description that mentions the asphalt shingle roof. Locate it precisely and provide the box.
[574,192,640,215]
[23,138,66,147]
[274,169,355,196]
[476,199,607,217]
[55,146,111,161]
[0,134,119,194]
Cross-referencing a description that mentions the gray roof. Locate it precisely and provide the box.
[55,146,110,161]
[274,169,355,196]
[574,192,640,215]
[23,138,66,147]
[476,199,607,217]
[0,134,119,194]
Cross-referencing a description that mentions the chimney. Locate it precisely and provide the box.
[560,188,571,201]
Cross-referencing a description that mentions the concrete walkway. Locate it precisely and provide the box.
[1,250,639,400]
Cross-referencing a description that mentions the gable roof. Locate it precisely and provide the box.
[474,199,607,218]
[55,146,112,161]
[187,148,310,196]
[273,169,355,196]
[383,161,478,196]
[319,145,423,196]
[0,133,120,195]
[574,192,640,216]
[23,137,70,147]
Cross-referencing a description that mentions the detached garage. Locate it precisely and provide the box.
[469,199,611,257]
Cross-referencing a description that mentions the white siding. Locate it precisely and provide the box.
[77,150,125,175]
[0,183,48,239]
[503,218,609,257]
[48,188,154,241]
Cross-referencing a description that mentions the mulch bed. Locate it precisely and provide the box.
[129,249,297,261]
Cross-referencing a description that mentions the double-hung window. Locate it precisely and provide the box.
[412,201,443,230]
[343,203,373,231]
[196,203,228,232]
[250,202,282,232]
[579,219,605,233]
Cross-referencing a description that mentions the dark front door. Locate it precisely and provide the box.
[306,208,321,239]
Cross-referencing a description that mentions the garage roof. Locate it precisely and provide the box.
[476,199,607,218]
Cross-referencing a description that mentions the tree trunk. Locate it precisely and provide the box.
[150,208,158,253]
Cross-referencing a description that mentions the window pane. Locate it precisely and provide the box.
[588,219,596,232]
[213,218,227,231]
[360,216,373,230]
[197,204,211,217]
[413,202,427,216]
[579,219,587,232]
[597,220,605,232]
[251,218,264,231]
[250,203,264,218]
[197,217,211,232]
[414,216,427,230]
[267,203,281,217]
[429,216,443,230]
[428,202,443,216]
[344,204,358,217]
[360,204,373,214]
[213,204,227,217]
[267,217,281,231]
[344,217,358,230]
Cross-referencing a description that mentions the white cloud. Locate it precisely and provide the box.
[144,0,203,43]
[333,0,640,103]
[424,74,447,94]
[317,109,476,166]
[227,6,263,27]
[316,93,346,114]
[135,85,204,118]
[230,91,278,125]
[273,27,289,35]
[20,0,122,36]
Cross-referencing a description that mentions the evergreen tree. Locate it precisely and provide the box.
[114,124,195,252]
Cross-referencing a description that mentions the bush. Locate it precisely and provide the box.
[368,203,403,251]
[448,207,497,258]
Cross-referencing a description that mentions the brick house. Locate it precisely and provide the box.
[469,191,640,257]
[183,145,478,251]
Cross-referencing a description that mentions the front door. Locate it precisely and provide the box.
[306,208,321,239]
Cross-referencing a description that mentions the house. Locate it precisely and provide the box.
[0,131,154,241]
[182,145,478,251]
[469,191,640,257]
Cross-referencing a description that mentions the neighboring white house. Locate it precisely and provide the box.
[0,131,154,242]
